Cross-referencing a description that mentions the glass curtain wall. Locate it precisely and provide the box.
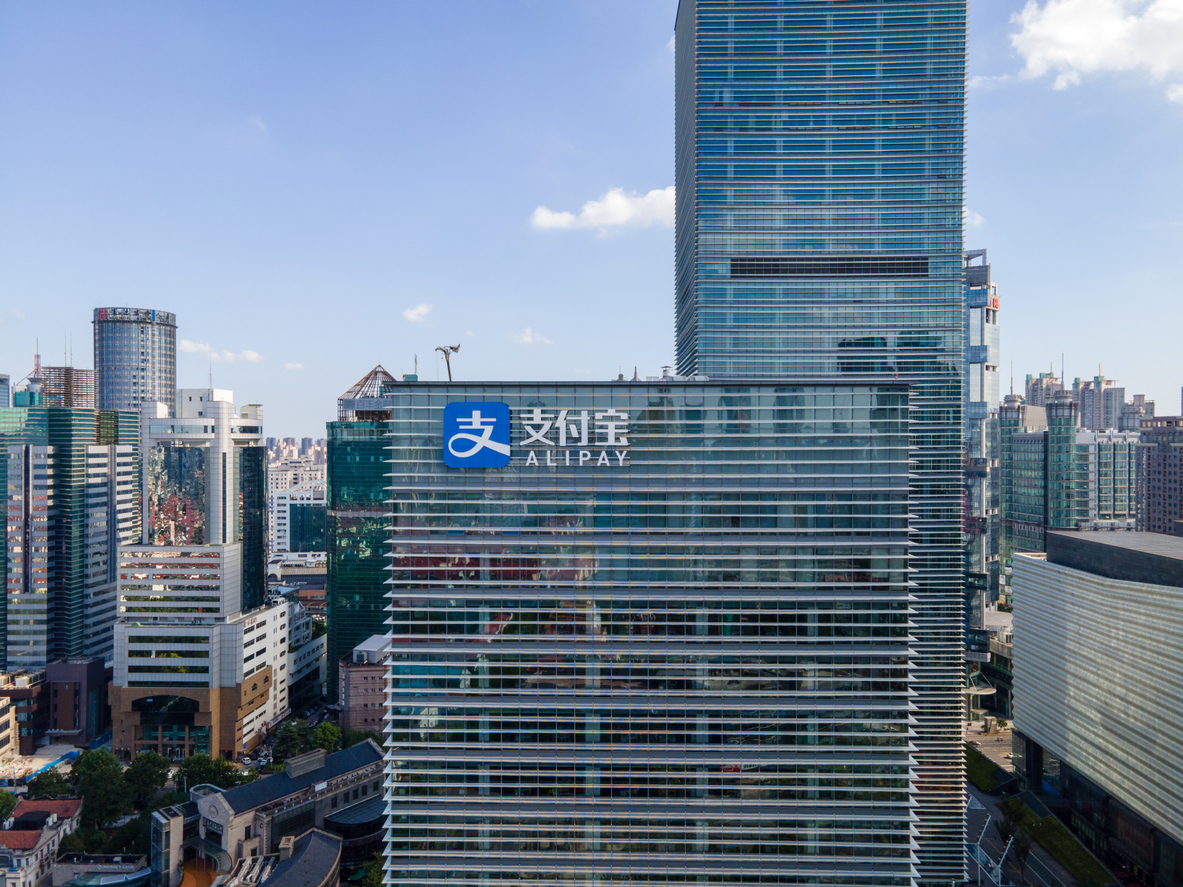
[327,420,391,700]
[673,2,967,878]
[385,382,915,887]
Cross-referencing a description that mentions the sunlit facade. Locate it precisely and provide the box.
[378,381,918,887]
[674,2,968,879]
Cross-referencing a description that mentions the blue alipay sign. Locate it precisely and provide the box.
[443,402,512,468]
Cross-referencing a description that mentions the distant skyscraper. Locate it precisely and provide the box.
[1137,416,1183,536]
[39,366,95,409]
[963,250,1001,604]
[674,0,967,879]
[92,307,176,412]
[0,375,9,409]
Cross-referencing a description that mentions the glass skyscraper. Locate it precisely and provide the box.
[93,307,177,413]
[377,381,917,886]
[674,2,967,880]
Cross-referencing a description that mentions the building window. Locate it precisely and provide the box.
[331,796,337,809]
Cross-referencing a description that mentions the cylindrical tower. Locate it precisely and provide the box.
[92,307,177,412]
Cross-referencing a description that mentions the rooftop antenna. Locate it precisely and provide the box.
[1010,361,1013,396]
[434,345,460,382]
[414,354,418,375]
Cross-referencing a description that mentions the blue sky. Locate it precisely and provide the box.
[2,1,1181,437]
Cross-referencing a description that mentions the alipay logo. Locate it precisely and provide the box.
[443,402,512,468]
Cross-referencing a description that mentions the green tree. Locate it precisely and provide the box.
[358,852,384,887]
[124,751,170,809]
[344,728,383,749]
[103,813,153,856]
[272,721,311,766]
[26,769,72,799]
[311,722,341,754]
[57,827,106,857]
[1012,829,1034,886]
[0,789,16,821]
[69,749,132,829]
[175,754,257,791]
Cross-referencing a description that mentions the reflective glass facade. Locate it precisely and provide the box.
[327,420,390,701]
[674,3,967,878]
[93,307,177,413]
[383,382,916,886]
[1,407,139,667]
[146,445,208,546]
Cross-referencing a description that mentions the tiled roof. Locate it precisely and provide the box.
[11,798,82,819]
[263,830,341,887]
[221,740,383,814]
[0,830,45,851]
[323,793,384,827]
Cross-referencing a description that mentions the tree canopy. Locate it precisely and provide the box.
[69,749,132,829]
[175,754,258,791]
[125,751,170,809]
[311,722,341,754]
[25,769,72,800]
[272,720,311,766]
[0,790,16,821]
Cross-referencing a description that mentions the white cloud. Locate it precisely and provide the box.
[1011,0,1183,101]
[531,186,675,232]
[284,362,304,371]
[403,303,432,322]
[0,307,25,325]
[964,207,986,227]
[250,115,266,131]
[180,339,264,363]
[968,74,1012,90]
[464,329,476,338]
[1169,82,1183,102]
[667,35,676,54]
[508,327,554,346]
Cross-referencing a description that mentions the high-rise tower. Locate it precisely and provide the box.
[675,2,968,880]
[93,307,177,413]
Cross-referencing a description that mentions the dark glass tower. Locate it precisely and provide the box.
[675,2,967,880]
[326,419,390,701]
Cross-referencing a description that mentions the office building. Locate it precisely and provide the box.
[110,545,323,761]
[337,635,386,736]
[1000,392,1138,576]
[0,670,46,756]
[150,742,384,887]
[2,406,140,667]
[673,2,968,878]
[325,367,393,701]
[0,375,9,409]
[374,380,917,885]
[270,480,327,554]
[46,657,112,748]
[1137,416,1183,536]
[140,389,266,610]
[93,307,177,413]
[963,249,1001,608]
[1012,531,1183,884]
[39,367,95,410]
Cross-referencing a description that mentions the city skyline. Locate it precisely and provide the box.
[2,1,1181,438]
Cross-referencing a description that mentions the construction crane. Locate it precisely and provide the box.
[435,345,460,381]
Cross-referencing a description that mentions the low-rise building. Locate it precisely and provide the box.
[46,659,111,749]
[150,742,383,887]
[223,830,341,887]
[1013,530,1183,883]
[337,636,387,736]
[0,799,83,887]
[52,854,148,887]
